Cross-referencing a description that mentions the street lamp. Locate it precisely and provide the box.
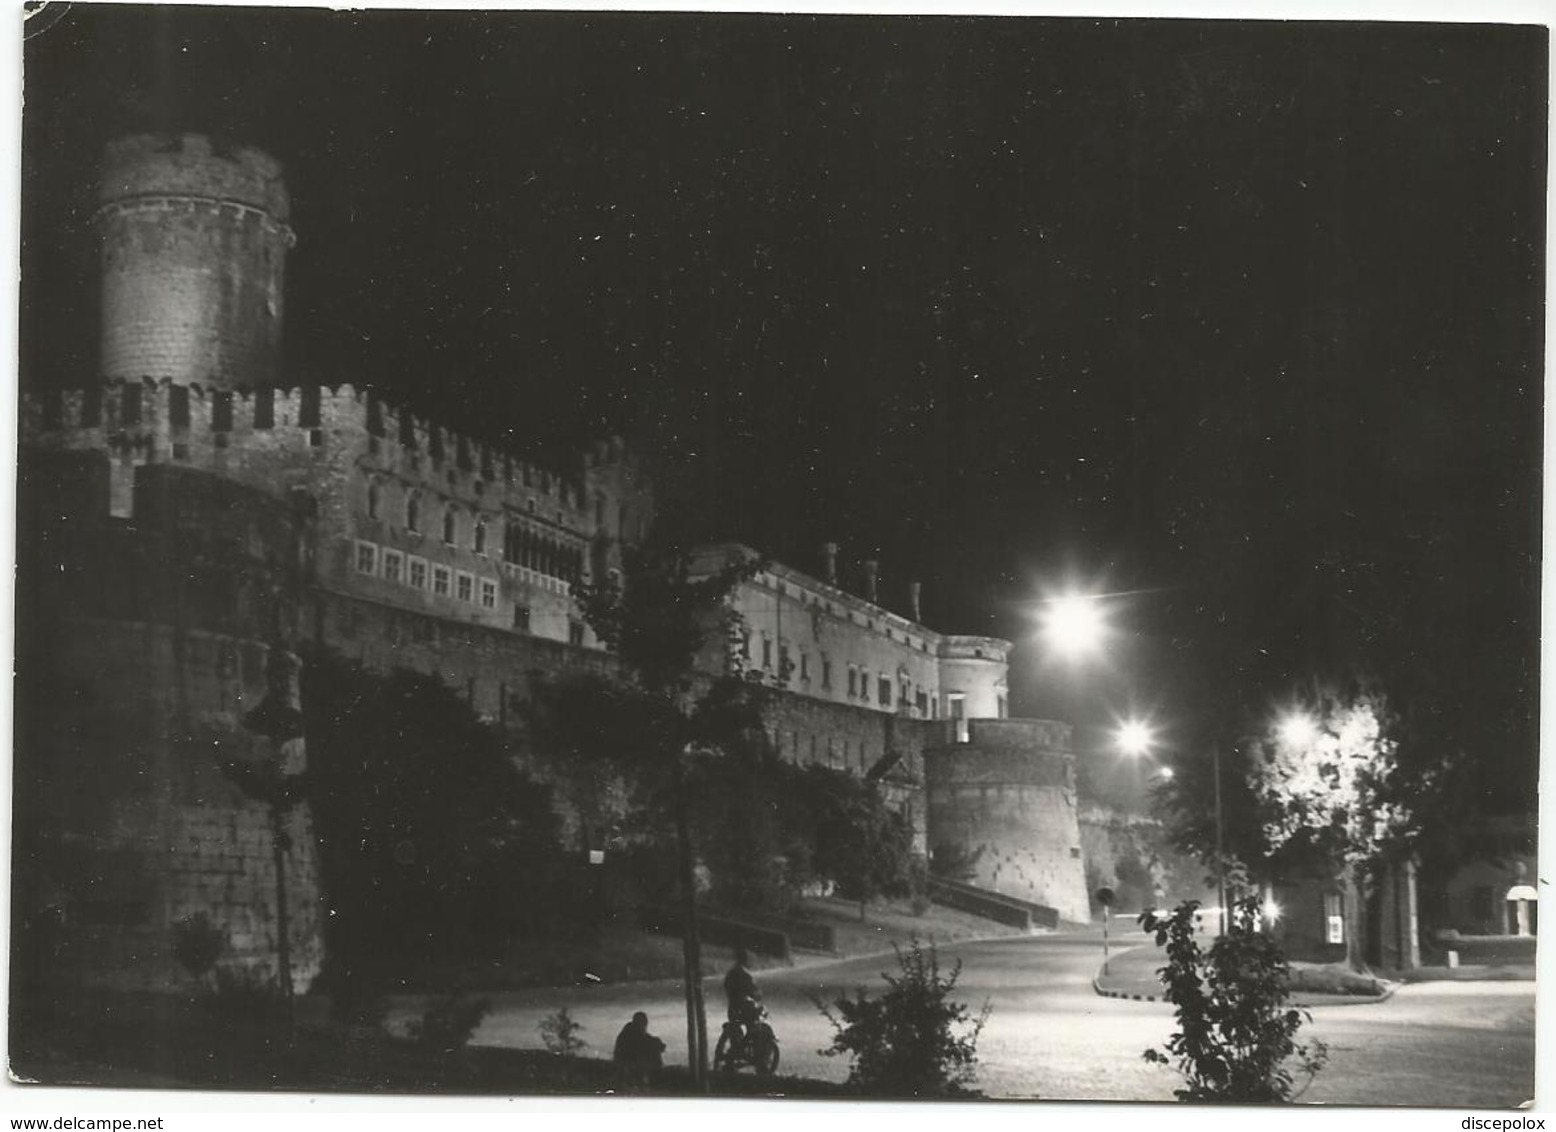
[1039,592,1107,660]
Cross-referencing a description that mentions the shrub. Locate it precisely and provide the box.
[408,993,492,1054]
[539,1006,588,1059]
[171,912,227,982]
[207,965,286,1024]
[1140,897,1327,1102]
[817,938,990,1097]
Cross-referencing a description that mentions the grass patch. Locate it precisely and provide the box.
[1285,963,1387,997]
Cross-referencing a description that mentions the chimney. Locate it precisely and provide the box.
[863,559,879,604]
[822,542,839,586]
[909,581,922,623]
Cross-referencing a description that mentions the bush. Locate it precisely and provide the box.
[1140,897,1327,1102]
[171,913,227,982]
[408,993,492,1054]
[816,938,990,1097]
[539,1006,588,1058]
[207,965,287,1024]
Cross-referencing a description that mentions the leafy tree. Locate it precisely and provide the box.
[786,765,917,912]
[1249,684,1421,970]
[530,543,762,1087]
[817,938,990,1097]
[1141,897,1327,1103]
[300,648,560,1007]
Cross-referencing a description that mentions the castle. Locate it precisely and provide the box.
[15,134,1090,993]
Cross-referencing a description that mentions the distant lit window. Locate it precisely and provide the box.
[1325,892,1345,944]
[480,579,497,609]
[432,565,451,597]
[456,572,474,602]
[382,549,404,584]
[354,541,378,575]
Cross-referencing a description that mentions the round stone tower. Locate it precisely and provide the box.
[96,134,294,388]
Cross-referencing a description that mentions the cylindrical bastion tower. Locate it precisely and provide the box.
[96,133,294,388]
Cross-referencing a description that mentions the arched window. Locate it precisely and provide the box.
[473,517,488,556]
[443,507,458,546]
[366,479,381,521]
[406,491,421,533]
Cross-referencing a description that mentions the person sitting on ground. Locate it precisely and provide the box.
[613,1011,665,1087]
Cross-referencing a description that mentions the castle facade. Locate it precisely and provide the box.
[16,134,1090,992]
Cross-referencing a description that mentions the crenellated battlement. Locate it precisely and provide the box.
[21,378,648,530]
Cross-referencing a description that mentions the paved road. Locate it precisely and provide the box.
[453,932,1535,1105]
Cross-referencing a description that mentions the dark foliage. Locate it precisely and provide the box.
[301,648,561,1000]
[1140,897,1327,1103]
[171,912,227,981]
[409,993,493,1055]
[817,938,989,1098]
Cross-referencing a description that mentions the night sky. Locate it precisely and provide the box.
[20,7,1545,807]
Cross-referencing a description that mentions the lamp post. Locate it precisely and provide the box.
[1211,740,1226,936]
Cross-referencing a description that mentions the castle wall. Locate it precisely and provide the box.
[751,690,932,853]
[926,719,1089,923]
[21,379,653,650]
[14,457,324,993]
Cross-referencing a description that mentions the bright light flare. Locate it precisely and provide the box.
[1116,719,1155,757]
[1041,593,1107,659]
[1276,711,1319,749]
[1263,898,1283,925]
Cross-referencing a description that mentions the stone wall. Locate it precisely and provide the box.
[14,455,325,993]
[925,719,1089,923]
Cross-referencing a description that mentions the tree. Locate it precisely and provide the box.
[817,938,990,1097]
[1248,683,1420,970]
[1141,897,1326,1102]
[531,543,762,1088]
[300,648,560,1009]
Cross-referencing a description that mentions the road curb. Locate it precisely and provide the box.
[1090,971,1402,1007]
[1092,975,1164,1003]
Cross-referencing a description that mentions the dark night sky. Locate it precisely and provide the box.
[20,6,1546,805]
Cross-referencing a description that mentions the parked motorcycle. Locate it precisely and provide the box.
[712,1004,780,1076]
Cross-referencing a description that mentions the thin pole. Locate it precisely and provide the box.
[1213,742,1226,936]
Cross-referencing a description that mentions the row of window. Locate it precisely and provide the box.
[365,483,586,584]
[739,631,939,716]
[354,539,498,609]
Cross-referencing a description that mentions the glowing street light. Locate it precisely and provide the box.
[1115,718,1155,757]
[1040,592,1107,660]
[1277,711,1319,749]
